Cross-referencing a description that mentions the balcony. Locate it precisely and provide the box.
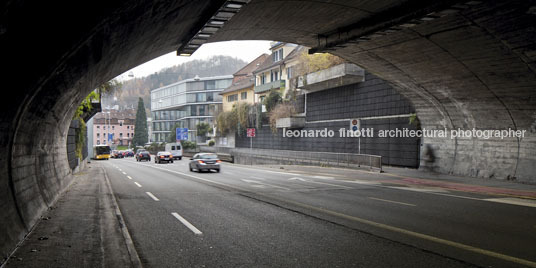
[254,79,285,94]
[298,63,365,93]
[275,116,305,129]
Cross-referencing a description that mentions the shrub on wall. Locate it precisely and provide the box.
[268,103,296,133]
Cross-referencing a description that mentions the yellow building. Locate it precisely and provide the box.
[253,42,305,107]
[220,54,269,112]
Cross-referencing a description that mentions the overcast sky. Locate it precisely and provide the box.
[116,40,273,80]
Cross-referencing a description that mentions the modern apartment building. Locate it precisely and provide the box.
[92,109,136,147]
[150,75,233,142]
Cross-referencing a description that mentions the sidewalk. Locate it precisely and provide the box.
[259,164,536,200]
[4,162,140,268]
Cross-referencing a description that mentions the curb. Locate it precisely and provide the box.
[102,167,143,268]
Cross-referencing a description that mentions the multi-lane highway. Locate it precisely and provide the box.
[100,157,536,268]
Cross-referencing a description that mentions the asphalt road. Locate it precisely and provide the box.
[101,157,536,268]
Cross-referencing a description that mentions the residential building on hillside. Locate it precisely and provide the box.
[220,54,269,112]
[92,109,136,147]
[150,75,233,142]
[253,42,305,107]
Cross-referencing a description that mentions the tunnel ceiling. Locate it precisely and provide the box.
[1,0,536,262]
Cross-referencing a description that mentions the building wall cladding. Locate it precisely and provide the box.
[236,72,420,168]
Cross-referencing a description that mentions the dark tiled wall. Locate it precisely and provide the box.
[236,72,420,168]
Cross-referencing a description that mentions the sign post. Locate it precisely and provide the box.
[246,128,256,150]
[350,119,361,154]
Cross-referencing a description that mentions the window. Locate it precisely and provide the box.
[273,48,283,62]
[97,133,100,138]
[127,126,129,129]
[120,133,123,138]
[205,80,216,90]
[97,126,100,129]
[112,126,114,130]
[120,122,123,126]
[241,92,247,100]
[287,66,294,79]
[206,92,214,102]
[216,79,231,89]
[227,94,238,102]
[196,93,206,102]
[271,70,279,81]
[187,94,196,103]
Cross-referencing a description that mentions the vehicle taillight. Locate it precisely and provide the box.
[160,155,165,158]
[216,160,222,163]
[198,160,205,164]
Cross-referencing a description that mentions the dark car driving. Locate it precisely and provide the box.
[189,153,221,173]
[136,151,151,162]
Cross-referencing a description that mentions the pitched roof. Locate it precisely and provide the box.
[220,54,269,95]
[233,54,269,79]
[220,77,255,95]
[252,45,308,74]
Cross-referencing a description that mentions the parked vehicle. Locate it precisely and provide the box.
[155,151,173,164]
[165,142,183,160]
[189,153,221,173]
[136,151,151,162]
[112,150,124,158]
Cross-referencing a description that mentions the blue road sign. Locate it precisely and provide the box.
[176,128,188,141]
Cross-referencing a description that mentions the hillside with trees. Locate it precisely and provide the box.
[102,55,247,110]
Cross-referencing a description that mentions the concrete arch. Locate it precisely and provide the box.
[1,0,535,260]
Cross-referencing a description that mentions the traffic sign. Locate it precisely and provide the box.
[247,128,256,137]
[176,128,189,141]
[350,119,360,131]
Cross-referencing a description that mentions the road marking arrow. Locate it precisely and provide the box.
[288,177,307,182]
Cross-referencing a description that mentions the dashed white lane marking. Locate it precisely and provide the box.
[171,212,203,235]
[368,197,417,207]
[127,176,133,180]
[145,192,159,201]
[312,175,335,179]
[134,182,142,188]
[122,172,127,175]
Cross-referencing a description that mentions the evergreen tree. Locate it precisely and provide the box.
[133,97,148,146]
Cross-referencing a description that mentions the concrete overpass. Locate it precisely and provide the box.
[1,0,535,261]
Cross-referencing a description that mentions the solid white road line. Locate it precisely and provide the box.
[368,197,416,207]
[134,182,142,188]
[483,197,536,208]
[145,192,159,201]
[171,212,203,235]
